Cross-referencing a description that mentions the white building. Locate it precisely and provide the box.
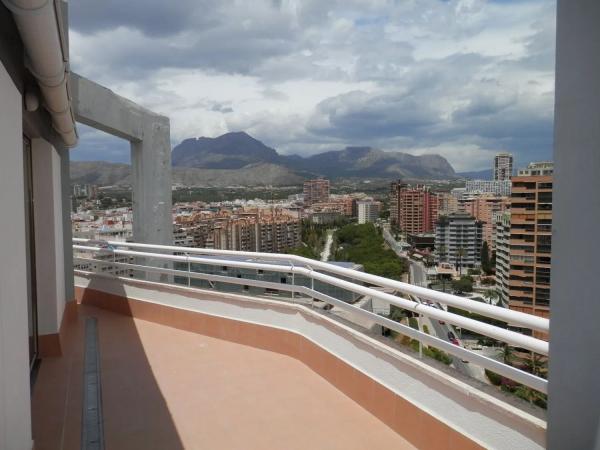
[518,161,554,177]
[357,200,381,224]
[435,213,483,271]
[465,179,512,196]
[494,211,511,306]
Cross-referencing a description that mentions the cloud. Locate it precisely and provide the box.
[69,0,556,171]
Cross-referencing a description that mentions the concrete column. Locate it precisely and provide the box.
[0,62,33,450]
[131,115,173,245]
[548,1,600,449]
[32,139,66,356]
[59,146,75,302]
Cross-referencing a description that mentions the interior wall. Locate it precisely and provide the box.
[0,60,33,450]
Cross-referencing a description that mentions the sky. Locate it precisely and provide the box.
[68,0,556,172]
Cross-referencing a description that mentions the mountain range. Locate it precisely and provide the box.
[71,131,457,187]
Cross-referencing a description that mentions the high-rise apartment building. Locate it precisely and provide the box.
[508,162,553,327]
[462,194,510,250]
[357,200,381,224]
[494,153,514,181]
[389,182,438,233]
[435,212,483,271]
[303,179,330,206]
[494,211,511,306]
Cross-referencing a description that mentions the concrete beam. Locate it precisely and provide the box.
[548,1,600,448]
[70,71,173,246]
[70,72,146,141]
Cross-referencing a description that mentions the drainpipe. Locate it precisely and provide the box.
[2,0,78,147]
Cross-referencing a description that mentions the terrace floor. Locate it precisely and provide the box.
[31,303,414,449]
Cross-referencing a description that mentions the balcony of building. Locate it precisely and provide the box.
[30,239,552,450]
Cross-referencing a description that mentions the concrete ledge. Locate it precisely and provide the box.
[75,273,546,450]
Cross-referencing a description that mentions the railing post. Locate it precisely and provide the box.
[290,261,295,302]
[186,253,191,287]
[418,313,423,359]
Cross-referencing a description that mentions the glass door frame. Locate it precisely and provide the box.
[23,135,39,370]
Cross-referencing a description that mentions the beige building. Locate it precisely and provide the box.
[462,194,510,250]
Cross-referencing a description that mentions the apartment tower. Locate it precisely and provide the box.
[389,182,438,233]
[303,179,330,206]
[435,212,483,271]
[494,152,514,181]
[508,162,553,327]
[494,211,511,306]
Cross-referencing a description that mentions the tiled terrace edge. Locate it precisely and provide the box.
[74,273,546,450]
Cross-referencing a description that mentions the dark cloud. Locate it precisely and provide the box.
[69,0,214,37]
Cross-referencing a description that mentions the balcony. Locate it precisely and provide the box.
[34,302,417,450]
[41,239,551,449]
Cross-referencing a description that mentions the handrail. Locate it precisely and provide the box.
[73,244,547,355]
[72,238,549,333]
[73,241,549,394]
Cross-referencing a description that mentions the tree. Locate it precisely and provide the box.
[481,241,492,274]
[483,289,499,305]
[452,276,473,294]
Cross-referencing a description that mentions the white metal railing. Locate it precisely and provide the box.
[73,238,549,394]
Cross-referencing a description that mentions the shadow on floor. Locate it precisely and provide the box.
[31,275,184,450]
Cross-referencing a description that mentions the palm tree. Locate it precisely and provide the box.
[521,353,548,378]
[456,247,466,276]
[499,344,514,365]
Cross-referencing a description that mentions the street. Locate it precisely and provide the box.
[381,224,488,383]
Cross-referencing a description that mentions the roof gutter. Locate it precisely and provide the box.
[2,0,78,147]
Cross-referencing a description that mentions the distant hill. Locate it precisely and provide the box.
[70,161,306,187]
[171,132,456,180]
[70,161,132,186]
[457,169,493,180]
[287,146,455,179]
[171,132,280,169]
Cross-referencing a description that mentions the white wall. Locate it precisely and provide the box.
[0,62,33,449]
[32,140,66,336]
[549,2,600,448]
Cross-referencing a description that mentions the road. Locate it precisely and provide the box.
[320,229,335,262]
[409,259,428,288]
[381,225,487,382]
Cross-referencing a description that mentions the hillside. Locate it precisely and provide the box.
[72,132,457,186]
